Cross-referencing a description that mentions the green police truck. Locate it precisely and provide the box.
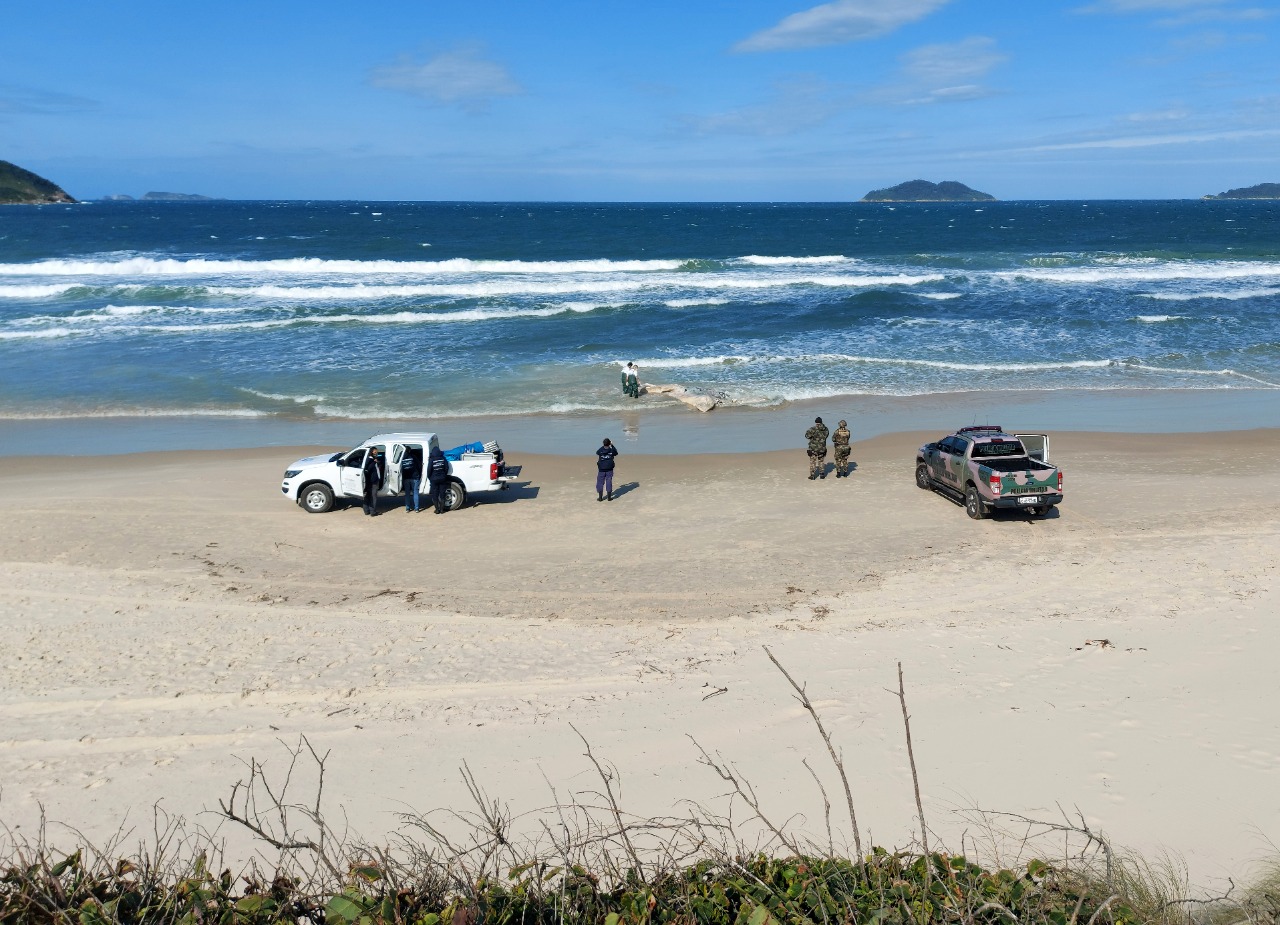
[915,425,1063,520]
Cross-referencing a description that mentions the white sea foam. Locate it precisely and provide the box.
[994,261,1280,285]
[238,388,326,404]
[0,328,75,340]
[0,407,269,419]
[919,292,962,300]
[0,255,687,277]
[1126,364,1280,387]
[1140,287,1279,301]
[0,284,82,298]
[207,272,942,300]
[736,255,849,266]
[1133,315,1186,323]
[664,298,730,308]
[631,353,1280,389]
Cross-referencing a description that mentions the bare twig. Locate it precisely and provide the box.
[571,724,644,880]
[689,735,802,857]
[893,661,929,857]
[801,758,834,857]
[762,646,863,861]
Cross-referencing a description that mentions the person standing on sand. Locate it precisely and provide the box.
[426,444,450,514]
[361,447,386,516]
[833,420,852,478]
[596,437,619,501]
[400,447,422,512]
[805,417,829,480]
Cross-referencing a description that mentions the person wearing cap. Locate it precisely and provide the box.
[804,416,829,480]
[361,446,386,516]
[833,420,852,478]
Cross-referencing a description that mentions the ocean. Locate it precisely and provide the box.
[2,199,1279,451]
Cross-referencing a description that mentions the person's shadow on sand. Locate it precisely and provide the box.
[611,481,640,499]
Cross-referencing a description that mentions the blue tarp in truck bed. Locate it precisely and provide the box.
[443,442,485,461]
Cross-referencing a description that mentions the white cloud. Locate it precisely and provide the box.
[868,36,1006,105]
[734,0,950,52]
[1013,127,1280,151]
[369,45,521,111]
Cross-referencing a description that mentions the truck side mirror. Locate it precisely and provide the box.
[335,458,345,467]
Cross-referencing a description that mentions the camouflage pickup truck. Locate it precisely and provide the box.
[915,425,1063,519]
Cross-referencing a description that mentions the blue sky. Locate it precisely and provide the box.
[3,0,1277,200]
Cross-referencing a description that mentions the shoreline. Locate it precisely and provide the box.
[3,386,1279,457]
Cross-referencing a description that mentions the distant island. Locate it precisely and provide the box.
[862,179,995,202]
[102,191,220,201]
[1202,183,1280,200]
[0,159,76,204]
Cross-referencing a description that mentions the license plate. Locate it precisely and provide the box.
[1017,496,1040,505]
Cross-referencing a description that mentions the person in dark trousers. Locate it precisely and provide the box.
[805,416,829,480]
[426,444,451,514]
[400,447,422,512]
[595,437,618,501]
[361,447,386,516]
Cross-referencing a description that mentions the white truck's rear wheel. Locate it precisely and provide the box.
[444,480,467,511]
[300,483,335,514]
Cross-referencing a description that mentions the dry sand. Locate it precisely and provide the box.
[1,430,1278,885]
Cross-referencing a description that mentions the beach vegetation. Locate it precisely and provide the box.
[2,654,1274,924]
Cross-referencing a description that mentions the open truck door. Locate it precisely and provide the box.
[1016,434,1049,463]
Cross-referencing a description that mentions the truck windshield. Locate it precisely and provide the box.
[972,440,1026,458]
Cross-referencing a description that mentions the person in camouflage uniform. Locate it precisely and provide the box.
[621,361,641,399]
[804,416,829,479]
[833,419,851,478]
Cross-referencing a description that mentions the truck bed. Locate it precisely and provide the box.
[978,456,1056,473]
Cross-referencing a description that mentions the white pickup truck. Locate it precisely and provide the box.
[280,432,516,514]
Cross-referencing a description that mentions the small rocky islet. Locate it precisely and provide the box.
[861,179,996,202]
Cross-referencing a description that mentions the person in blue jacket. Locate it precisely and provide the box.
[595,437,618,502]
[426,444,451,514]
[400,447,423,513]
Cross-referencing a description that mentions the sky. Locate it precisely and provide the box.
[2,0,1277,200]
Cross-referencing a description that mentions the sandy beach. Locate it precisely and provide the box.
[1,428,1278,887]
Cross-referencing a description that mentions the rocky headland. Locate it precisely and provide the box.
[0,160,76,204]
[1203,182,1280,200]
[862,179,995,202]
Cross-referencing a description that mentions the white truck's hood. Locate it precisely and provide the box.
[289,453,338,469]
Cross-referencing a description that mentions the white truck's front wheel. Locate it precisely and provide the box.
[300,483,335,513]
